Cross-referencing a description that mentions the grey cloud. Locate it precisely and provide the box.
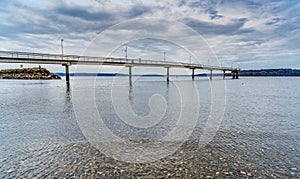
[55,3,151,21]
[55,6,115,21]
[177,0,188,7]
[108,19,169,34]
[124,4,152,18]
[207,9,223,20]
[187,0,224,20]
[126,38,174,53]
[265,17,283,26]
[0,1,154,38]
[94,0,111,5]
[219,0,262,10]
[188,0,221,8]
[239,39,265,46]
[8,3,164,41]
[182,17,252,35]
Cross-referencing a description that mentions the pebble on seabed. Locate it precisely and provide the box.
[6,169,14,173]
[240,171,246,175]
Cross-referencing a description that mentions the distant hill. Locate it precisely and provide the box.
[240,69,300,76]
[55,72,118,77]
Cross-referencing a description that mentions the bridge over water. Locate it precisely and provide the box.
[0,51,240,84]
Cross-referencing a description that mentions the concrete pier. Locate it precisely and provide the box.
[0,50,241,87]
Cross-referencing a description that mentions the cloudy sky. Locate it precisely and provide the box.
[0,0,299,72]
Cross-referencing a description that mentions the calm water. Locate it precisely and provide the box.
[0,77,299,178]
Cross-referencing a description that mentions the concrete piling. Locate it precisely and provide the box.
[192,68,195,80]
[166,67,170,82]
[62,64,70,84]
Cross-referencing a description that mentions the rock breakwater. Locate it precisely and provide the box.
[0,67,61,80]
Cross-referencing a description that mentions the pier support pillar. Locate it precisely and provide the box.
[62,64,70,84]
[210,70,212,80]
[192,68,195,80]
[236,72,239,79]
[128,66,132,86]
[166,67,170,82]
[232,71,238,79]
[223,70,226,80]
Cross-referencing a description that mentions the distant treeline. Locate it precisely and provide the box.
[2,68,299,78]
[240,69,300,76]
[55,69,300,77]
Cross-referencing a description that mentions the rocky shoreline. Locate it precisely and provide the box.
[0,67,61,80]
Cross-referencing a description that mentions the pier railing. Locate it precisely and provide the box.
[0,50,236,71]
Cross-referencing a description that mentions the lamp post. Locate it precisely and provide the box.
[189,56,192,64]
[124,46,128,61]
[61,39,70,85]
[164,51,166,62]
[61,39,64,60]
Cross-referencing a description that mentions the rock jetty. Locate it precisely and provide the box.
[0,67,61,80]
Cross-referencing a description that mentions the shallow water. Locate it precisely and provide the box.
[0,77,299,178]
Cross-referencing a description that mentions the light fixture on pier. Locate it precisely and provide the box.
[124,46,128,61]
[61,39,64,60]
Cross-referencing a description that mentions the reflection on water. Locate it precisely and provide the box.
[0,77,299,178]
